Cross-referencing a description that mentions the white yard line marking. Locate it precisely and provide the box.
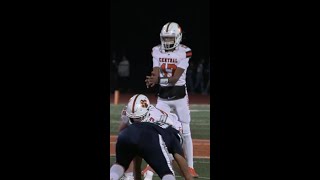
[190,110,210,112]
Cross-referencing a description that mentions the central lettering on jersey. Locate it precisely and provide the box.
[159,58,178,63]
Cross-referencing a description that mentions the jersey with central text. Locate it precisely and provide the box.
[152,44,192,87]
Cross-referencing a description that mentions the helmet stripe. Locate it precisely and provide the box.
[166,22,172,32]
[132,94,140,113]
[186,50,192,58]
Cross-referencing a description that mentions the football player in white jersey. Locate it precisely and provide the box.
[145,22,198,178]
[116,94,183,180]
[120,94,182,131]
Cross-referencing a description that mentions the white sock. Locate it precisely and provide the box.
[125,172,133,177]
[183,133,194,168]
[124,172,134,180]
[144,170,154,180]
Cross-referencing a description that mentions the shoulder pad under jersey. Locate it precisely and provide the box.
[179,44,192,58]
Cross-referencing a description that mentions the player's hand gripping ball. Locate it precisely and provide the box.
[145,71,158,88]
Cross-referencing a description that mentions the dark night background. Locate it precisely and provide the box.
[110,0,210,92]
[2,0,314,180]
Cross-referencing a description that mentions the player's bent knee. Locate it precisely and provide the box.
[162,174,176,180]
[110,164,125,180]
[177,113,191,124]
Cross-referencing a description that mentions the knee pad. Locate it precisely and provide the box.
[110,164,125,180]
[181,122,191,136]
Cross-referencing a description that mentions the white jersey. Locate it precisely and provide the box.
[121,105,182,132]
[152,44,192,87]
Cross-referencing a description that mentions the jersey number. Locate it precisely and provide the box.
[161,63,177,77]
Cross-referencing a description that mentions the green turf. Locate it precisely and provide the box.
[110,156,210,180]
[110,104,210,139]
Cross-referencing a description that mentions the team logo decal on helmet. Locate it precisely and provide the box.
[140,99,149,108]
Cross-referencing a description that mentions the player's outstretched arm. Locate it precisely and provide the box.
[133,156,142,180]
[173,153,193,180]
[118,105,129,132]
[171,160,183,176]
[118,121,128,132]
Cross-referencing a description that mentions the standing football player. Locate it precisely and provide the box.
[145,22,198,178]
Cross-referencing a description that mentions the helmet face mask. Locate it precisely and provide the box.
[160,22,182,51]
[160,36,176,50]
[129,113,149,124]
[126,94,150,123]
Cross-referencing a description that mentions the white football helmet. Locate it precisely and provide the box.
[126,94,150,123]
[160,22,182,51]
